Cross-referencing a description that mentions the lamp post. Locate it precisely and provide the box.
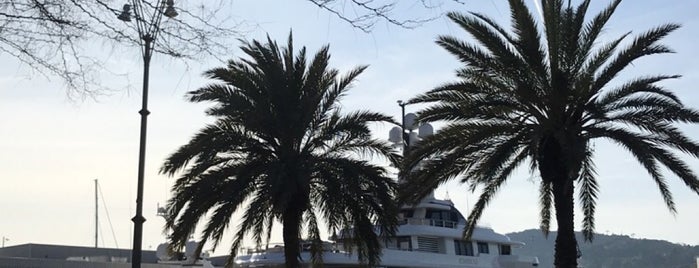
[392,100,427,156]
[397,100,409,154]
[390,101,434,198]
[117,1,178,267]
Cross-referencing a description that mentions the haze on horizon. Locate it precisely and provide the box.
[1,0,698,256]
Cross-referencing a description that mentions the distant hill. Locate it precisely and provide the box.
[507,229,699,268]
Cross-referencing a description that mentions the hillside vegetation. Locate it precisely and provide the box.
[508,229,699,268]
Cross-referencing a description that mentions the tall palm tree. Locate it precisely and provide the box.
[399,1,699,267]
[160,33,400,268]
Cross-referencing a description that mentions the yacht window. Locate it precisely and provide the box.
[426,209,458,227]
[453,240,474,256]
[394,236,412,251]
[449,206,467,224]
[477,242,489,254]
[399,209,414,220]
[450,211,459,221]
[426,210,453,221]
[499,245,511,255]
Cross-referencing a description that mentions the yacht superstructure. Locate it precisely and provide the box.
[233,195,538,268]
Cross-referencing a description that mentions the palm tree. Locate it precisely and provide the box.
[399,1,699,267]
[160,33,400,268]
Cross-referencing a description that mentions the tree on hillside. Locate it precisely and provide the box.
[399,1,699,267]
[160,33,400,267]
[1,0,463,97]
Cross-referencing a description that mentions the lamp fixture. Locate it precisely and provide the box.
[117,4,132,22]
[163,0,178,18]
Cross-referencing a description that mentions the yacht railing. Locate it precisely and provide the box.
[398,218,458,228]
[239,241,342,255]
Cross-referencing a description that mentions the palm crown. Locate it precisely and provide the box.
[400,0,699,267]
[161,34,400,267]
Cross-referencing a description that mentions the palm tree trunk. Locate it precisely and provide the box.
[553,179,578,268]
[539,134,580,268]
[282,209,303,268]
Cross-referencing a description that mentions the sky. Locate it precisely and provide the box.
[1,0,698,256]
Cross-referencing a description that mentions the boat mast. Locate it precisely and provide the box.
[95,179,98,248]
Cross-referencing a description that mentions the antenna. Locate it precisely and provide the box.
[531,0,544,21]
[157,203,167,218]
[95,179,98,248]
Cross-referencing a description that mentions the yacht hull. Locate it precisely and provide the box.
[235,249,538,268]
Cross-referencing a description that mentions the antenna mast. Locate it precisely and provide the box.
[95,179,98,248]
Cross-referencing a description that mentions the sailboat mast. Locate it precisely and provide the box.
[95,179,98,248]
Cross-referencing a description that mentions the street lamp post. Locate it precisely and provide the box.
[390,101,434,198]
[394,100,424,156]
[397,100,408,154]
[117,1,178,267]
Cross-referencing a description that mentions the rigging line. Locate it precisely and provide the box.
[97,180,106,248]
[531,0,544,21]
[490,0,503,18]
[99,215,106,247]
[128,189,133,248]
[95,179,98,248]
[98,182,120,249]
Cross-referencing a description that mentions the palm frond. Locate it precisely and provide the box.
[594,75,682,107]
[401,121,526,203]
[463,148,529,239]
[463,130,529,185]
[166,165,255,246]
[646,146,699,195]
[196,202,235,255]
[593,24,681,92]
[587,126,676,213]
[436,34,495,71]
[305,211,325,267]
[538,181,553,236]
[506,0,549,82]
[541,0,564,70]
[578,0,621,56]
[225,191,273,266]
[577,146,598,241]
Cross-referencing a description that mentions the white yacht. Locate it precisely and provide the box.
[233,194,539,268]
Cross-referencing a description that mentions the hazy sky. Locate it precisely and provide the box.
[1,0,698,256]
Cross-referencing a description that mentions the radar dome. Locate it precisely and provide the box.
[388,126,402,143]
[156,243,174,261]
[418,123,434,138]
[404,113,418,130]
